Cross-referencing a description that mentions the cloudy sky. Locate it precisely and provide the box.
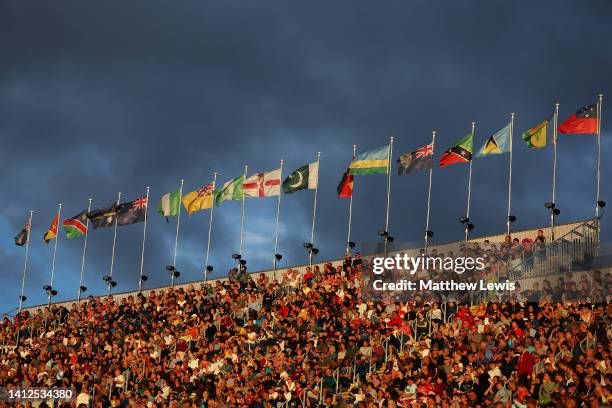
[1,1,611,313]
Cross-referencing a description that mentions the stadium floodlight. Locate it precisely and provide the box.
[51,290,57,296]
[425,230,434,238]
[110,281,117,287]
[79,286,87,293]
[378,229,388,237]
[19,295,27,302]
[553,208,561,216]
[172,271,180,278]
[232,253,242,260]
[165,265,176,272]
[347,241,356,248]
[597,200,606,208]
[140,275,148,282]
[239,259,247,266]
[42,284,51,291]
[303,242,313,249]
[459,216,469,224]
[545,202,555,209]
[311,248,319,255]
[508,215,516,223]
[387,236,394,243]
[275,253,283,261]
[102,275,112,282]
[466,223,475,232]
[206,265,213,272]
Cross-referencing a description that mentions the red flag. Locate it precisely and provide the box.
[337,170,353,198]
[558,104,598,134]
[43,215,59,243]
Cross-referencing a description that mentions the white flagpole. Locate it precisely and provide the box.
[239,165,248,256]
[506,113,515,236]
[551,103,559,240]
[172,179,184,268]
[596,94,603,227]
[108,192,121,295]
[77,198,92,302]
[384,137,394,255]
[309,152,321,266]
[205,172,218,282]
[273,159,285,276]
[17,210,34,314]
[138,187,151,292]
[48,203,62,306]
[465,122,476,242]
[346,145,356,253]
[424,131,436,254]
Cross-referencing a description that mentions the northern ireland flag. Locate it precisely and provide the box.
[244,169,281,198]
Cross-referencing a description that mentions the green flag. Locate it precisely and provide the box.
[214,176,244,206]
[282,162,319,194]
[158,189,181,219]
[521,119,548,148]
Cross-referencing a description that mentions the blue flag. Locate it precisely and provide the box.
[476,123,511,158]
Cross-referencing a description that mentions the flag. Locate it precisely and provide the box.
[182,184,214,215]
[43,215,59,244]
[439,133,473,167]
[116,197,148,226]
[521,119,548,148]
[397,143,434,175]
[158,189,182,220]
[558,104,598,134]
[337,170,354,198]
[349,145,390,175]
[62,210,88,239]
[87,203,118,229]
[214,176,244,206]
[244,169,282,198]
[476,123,511,158]
[282,162,319,193]
[15,224,30,246]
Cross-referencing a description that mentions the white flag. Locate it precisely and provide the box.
[243,169,281,198]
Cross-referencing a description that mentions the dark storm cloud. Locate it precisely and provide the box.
[1,0,611,312]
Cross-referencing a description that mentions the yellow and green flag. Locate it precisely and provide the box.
[348,145,390,175]
[521,119,548,149]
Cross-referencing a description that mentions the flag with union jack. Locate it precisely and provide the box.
[182,183,215,215]
[117,196,149,225]
[397,143,434,175]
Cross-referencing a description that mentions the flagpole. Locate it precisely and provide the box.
[346,144,356,253]
[506,113,515,236]
[309,152,321,267]
[239,165,248,256]
[172,179,184,269]
[77,198,92,302]
[138,187,151,292]
[108,192,121,295]
[465,122,476,242]
[384,137,394,255]
[596,94,603,228]
[17,210,34,314]
[48,203,62,306]
[424,131,435,254]
[273,159,285,277]
[551,103,559,240]
[205,172,218,282]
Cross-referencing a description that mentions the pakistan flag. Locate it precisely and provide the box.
[282,162,319,193]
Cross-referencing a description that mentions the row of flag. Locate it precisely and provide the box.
[13,102,599,246]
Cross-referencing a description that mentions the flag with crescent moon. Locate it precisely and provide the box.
[282,162,319,194]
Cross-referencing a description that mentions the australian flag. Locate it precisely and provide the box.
[117,196,148,225]
[397,143,434,175]
[87,203,119,229]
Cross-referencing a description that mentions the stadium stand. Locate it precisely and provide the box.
[0,220,610,407]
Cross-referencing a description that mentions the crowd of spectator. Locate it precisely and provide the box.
[0,236,610,407]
